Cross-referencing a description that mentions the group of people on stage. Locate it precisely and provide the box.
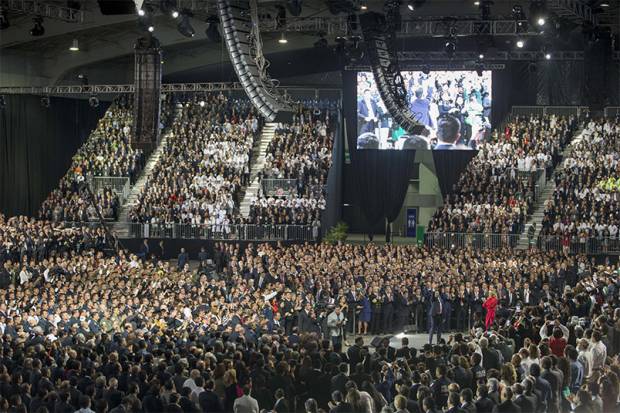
[356,71,491,150]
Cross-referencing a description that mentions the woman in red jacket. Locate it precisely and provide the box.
[483,291,498,331]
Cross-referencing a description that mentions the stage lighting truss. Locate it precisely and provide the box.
[4,0,83,22]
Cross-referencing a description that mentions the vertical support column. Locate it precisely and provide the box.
[133,36,162,154]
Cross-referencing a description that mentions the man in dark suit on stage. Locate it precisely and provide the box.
[429,290,444,344]
[410,88,433,128]
[357,89,379,134]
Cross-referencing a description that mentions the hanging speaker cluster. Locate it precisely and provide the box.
[217,0,292,121]
[359,12,425,136]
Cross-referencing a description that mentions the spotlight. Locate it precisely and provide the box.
[479,53,484,59]
[89,95,99,108]
[176,11,195,37]
[199,100,206,107]
[407,2,415,11]
[516,39,524,48]
[172,10,179,18]
[138,8,145,16]
[69,38,79,51]
[600,1,609,6]
[78,74,88,85]
[148,25,155,32]
[360,1,368,10]
[537,17,546,26]
[40,96,50,108]
[30,16,44,36]
[287,0,303,17]
[474,62,484,77]
[444,39,456,57]
[474,1,480,5]
[205,15,221,42]
[0,8,9,29]
[314,36,328,48]
[0,95,5,109]
[545,53,551,59]
[278,32,288,44]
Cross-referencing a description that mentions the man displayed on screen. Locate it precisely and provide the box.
[357,89,379,134]
[409,88,433,129]
[434,115,461,150]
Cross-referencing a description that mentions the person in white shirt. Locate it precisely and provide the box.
[590,330,607,372]
[233,385,259,413]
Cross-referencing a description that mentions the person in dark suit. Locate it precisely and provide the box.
[497,387,521,413]
[198,380,223,412]
[330,363,349,395]
[446,391,465,413]
[357,89,379,134]
[177,248,189,270]
[328,390,352,413]
[428,291,444,344]
[459,388,477,413]
[272,388,290,413]
[475,384,497,413]
[529,364,552,413]
[410,88,433,128]
[513,383,535,413]
[434,115,462,150]
[138,239,149,261]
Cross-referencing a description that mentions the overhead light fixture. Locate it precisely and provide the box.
[545,53,551,59]
[537,17,546,26]
[0,8,9,29]
[199,100,206,107]
[360,1,368,10]
[171,10,179,18]
[89,95,99,108]
[600,1,609,6]
[516,39,524,48]
[205,15,221,42]
[278,32,288,44]
[177,10,195,37]
[30,16,44,36]
[138,8,145,16]
[69,38,79,51]
[474,1,480,5]
[407,2,415,11]
[148,25,155,32]
[78,73,88,85]
[479,53,484,59]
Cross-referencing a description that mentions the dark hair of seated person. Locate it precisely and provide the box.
[357,132,380,149]
[401,135,430,150]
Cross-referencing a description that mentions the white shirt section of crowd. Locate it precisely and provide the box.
[248,108,334,226]
[541,119,620,245]
[428,114,578,235]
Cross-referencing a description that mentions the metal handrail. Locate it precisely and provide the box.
[603,107,620,118]
[86,176,130,203]
[261,179,298,198]
[425,232,521,250]
[120,223,320,241]
[537,235,620,255]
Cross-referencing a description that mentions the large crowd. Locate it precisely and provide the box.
[39,98,142,223]
[129,94,260,227]
[248,108,334,226]
[0,212,619,412]
[428,115,577,235]
[541,119,620,247]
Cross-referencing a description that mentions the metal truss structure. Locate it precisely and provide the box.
[546,0,596,25]
[397,51,586,61]
[4,0,84,23]
[346,63,507,71]
[0,82,243,95]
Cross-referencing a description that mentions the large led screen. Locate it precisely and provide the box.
[356,70,492,150]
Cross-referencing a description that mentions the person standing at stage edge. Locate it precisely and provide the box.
[327,306,346,352]
[429,290,444,344]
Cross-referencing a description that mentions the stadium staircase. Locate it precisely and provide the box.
[239,122,278,218]
[515,128,583,250]
[110,107,181,237]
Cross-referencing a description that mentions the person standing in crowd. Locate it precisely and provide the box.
[483,291,498,331]
[429,290,444,344]
[358,89,379,134]
[327,306,346,352]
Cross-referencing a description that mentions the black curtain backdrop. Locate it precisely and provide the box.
[0,95,107,217]
[342,71,416,231]
[432,150,478,198]
[321,110,344,233]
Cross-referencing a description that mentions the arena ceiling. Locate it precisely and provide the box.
[0,0,617,86]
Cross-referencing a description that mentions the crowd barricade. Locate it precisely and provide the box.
[262,179,298,198]
[603,107,620,118]
[511,106,589,118]
[424,232,520,250]
[123,223,319,241]
[86,176,131,203]
[537,236,620,255]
